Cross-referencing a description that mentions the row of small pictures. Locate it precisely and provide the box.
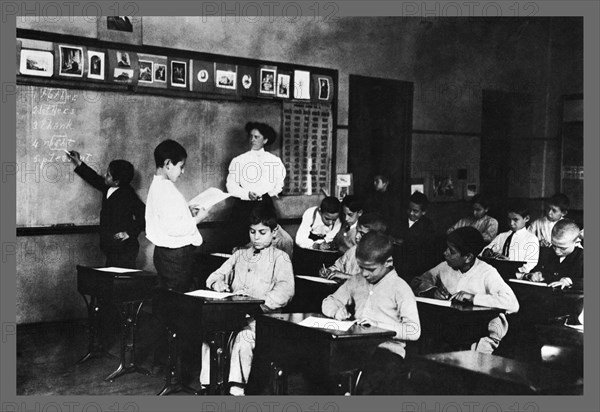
[17,43,334,102]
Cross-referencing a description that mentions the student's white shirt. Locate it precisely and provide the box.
[295,206,342,249]
[226,148,286,200]
[485,227,539,272]
[529,216,561,244]
[145,175,203,248]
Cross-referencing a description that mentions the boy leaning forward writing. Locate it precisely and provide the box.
[321,232,420,395]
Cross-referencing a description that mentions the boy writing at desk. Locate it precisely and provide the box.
[411,227,520,353]
[523,219,583,290]
[202,207,294,396]
[67,151,145,268]
[322,232,420,395]
[319,212,388,283]
[295,196,342,251]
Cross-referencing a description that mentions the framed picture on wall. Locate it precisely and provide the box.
[58,45,83,77]
[318,77,330,100]
[171,60,187,88]
[97,16,142,45]
[87,50,105,80]
[259,66,276,95]
[335,173,353,200]
[138,59,153,83]
[276,73,291,98]
[19,49,53,77]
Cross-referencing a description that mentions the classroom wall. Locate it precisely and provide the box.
[16,17,582,323]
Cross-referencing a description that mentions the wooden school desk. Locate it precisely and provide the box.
[76,265,157,381]
[415,297,504,354]
[249,313,395,395]
[409,350,582,395]
[155,289,264,396]
[478,257,525,280]
[508,279,583,322]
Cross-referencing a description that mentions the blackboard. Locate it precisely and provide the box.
[16,85,282,227]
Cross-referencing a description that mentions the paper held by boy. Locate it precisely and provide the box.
[188,187,232,210]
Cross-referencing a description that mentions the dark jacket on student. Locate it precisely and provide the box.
[395,216,441,283]
[75,162,146,255]
[531,246,583,290]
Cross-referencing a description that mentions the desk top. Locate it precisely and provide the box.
[416,297,504,313]
[162,289,264,305]
[259,313,396,340]
[77,265,157,278]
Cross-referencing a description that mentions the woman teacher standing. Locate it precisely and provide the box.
[226,122,286,249]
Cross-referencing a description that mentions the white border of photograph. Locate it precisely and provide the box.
[215,69,237,90]
[138,59,153,83]
[294,70,310,99]
[59,45,84,77]
[87,50,105,80]
[259,68,276,94]
[318,77,330,100]
[19,49,53,77]
[154,63,167,83]
[171,60,187,88]
[113,68,133,82]
[276,73,291,98]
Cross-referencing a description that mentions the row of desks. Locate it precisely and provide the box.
[75,255,583,395]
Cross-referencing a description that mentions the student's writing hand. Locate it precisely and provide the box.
[212,281,231,293]
[432,288,451,300]
[318,242,333,251]
[333,307,351,321]
[528,271,545,282]
[319,266,331,278]
[328,271,352,282]
[248,191,261,201]
[549,277,573,290]
[66,150,82,167]
[452,291,475,304]
[113,231,129,241]
[539,239,552,248]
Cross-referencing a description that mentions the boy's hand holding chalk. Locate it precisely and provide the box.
[64,150,82,166]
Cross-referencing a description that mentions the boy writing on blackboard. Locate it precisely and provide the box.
[67,151,145,268]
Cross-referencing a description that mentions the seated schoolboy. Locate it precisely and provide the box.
[482,202,539,273]
[523,219,583,290]
[333,195,364,253]
[236,204,294,259]
[320,212,387,283]
[322,232,420,395]
[295,196,342,250]
[395,191,438,281]
[67,151,145,268]
[528,193,570,247]
[447,194,498,244]
[411,227,520,353]
[201,207,294,396]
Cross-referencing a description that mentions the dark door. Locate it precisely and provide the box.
[348,75,414,207]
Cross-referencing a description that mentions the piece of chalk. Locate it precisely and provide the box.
[63,149,71,155]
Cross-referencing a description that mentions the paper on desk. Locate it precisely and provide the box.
[94,267,142,273]
[211,252,233,258]
[185,289,246,299]
[188,187,231,210]
[509,279,549,287]
[295,275,338,285]
[415,297,453,307]
[298,316,355,331]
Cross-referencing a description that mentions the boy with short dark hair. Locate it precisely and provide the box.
[412,227,519,353]
[482,202,539,273]
[202,207,294,395]
[320,212,387,282]
[447,194,498,244]
[146,139,208,292]
[322,231,420,395]
[529,193,570,247]
[333,195,364,253]
[524,219,583,290]
[295,196,342,250]
[67,151,145,268]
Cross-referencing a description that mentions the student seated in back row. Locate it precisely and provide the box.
[322,232,420,395]
[481,202,539,273]
[201,206,294,396]
[528,193,570,247]
[333,195,364,253]
[522,219,583,290]
[447,194,498,244]
[411,227,520,353]
[320,212,388,283]
[295,196,342,251]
